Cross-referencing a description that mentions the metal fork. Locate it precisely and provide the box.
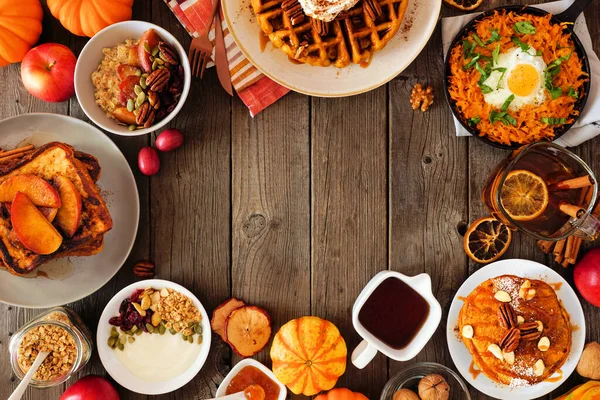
[188,0,222,78]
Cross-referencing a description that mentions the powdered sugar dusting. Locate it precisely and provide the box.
[492,276,526,312]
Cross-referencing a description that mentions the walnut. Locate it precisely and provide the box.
[577,342,600,379]
[410,83,434,112]
[418,374,450,400]
[393,389,420,400]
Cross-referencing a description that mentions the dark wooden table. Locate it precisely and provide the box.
[0,0,599,398]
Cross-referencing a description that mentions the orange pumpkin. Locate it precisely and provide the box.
[47,0,134,37]
[270,316,347,396]
[315,388,369,400]
[0,0,43,67]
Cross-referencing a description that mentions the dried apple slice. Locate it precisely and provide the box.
[224,305,272,358]
[211,298,245,341]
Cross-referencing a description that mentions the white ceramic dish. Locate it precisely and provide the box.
[216,358,287,399]
[447,259,586,400]
[98,279,212,395]
[222,0,441,97]
[0,113,139,308]
[351,271,442,368]
[75,21,191,136]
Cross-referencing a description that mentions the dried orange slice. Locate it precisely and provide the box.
[224,305,272,357]
[464,217,512,264]
[500,170,549,222]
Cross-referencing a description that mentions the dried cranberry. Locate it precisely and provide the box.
[108,316,122,326]
[177,65,184,79]
[156,109,167,120]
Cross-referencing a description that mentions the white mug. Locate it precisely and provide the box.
[351,271,442,369]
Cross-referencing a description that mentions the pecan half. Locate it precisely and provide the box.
[500,328,521,352]
[363,0,382,21]
[133,260,155,278]
[143,108,156,128]
[498,303,518,329]
[158,42,179,65]
[146,68,170,92]
[519,322,543,341]
[282,0,305,25]
[135,102,156,128]
[147,90,160,110]
[311,18,329,36]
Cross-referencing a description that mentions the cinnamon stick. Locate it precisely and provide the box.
[564,236,577,262]
[558,201,585,219]
[550,175,595,191]
[553,239,567,257]
[537,240,555,254]
[0,151,33,163]
[0,145,34,159]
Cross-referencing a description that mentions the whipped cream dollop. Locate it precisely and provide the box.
[298,0,359,22]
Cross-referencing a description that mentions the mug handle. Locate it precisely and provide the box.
[351,340,378,369]
[575,213,600,240]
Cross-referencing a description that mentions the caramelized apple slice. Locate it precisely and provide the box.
[128,46,141,66]
[118,76,139,106]
[0,175,61,208]
[211,298,245,341]
[11,192,62,255]
[224,306,272,357]
[3,203,57,222]
[112,107,137,125]
[55,176,82,237]
[138,28,161,73]
[117,64,141,80]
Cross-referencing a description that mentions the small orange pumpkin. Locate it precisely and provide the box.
[315,388,370,400]
[47,0,134,37]
[0,0,43,67]
[270,316,347,396]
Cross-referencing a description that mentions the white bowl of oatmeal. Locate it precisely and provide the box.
[75,21,191,136]
[97,279,211,394]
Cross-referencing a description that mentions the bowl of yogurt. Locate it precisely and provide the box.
[97,279,211,395]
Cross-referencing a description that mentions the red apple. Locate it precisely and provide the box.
[21,43,76,103]
[60,375,120,400]
[574,247,600,307]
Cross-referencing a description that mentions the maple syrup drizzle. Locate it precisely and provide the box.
[287,57,303,65]
[457,296,467,302]
[549,282,563,291]
[545,369,563,383]
[259,31,270,53]
[469,360,481,380]
[359,54,373,69]
[572,324,580,331]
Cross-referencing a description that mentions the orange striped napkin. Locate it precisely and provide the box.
[165,0,290,116]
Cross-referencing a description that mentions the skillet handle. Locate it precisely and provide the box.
[554,0,595,23]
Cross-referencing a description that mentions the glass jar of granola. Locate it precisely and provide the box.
[9,307,93,388]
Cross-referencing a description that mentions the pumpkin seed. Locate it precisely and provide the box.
[146,323,155,333]
[159,52,169,62]
[118,343,124,351]
[188,321,195,328]
[126,98,134,112]
[169,328,176,335]
[151,46,159,57]
[128,124,136,131]
[143,42,151,53]
[137,92,146,104]
[107,337,117,347]
[125,329,133,336]
[142,73,149,78]
[135,68,142,77]
[128,337,135,343]
[140,76,147,89]
[110,327,119,337]
[159,325,166,335]
[152,59,159,70]
[131,325,138,333]
[194,324,203,335]
[182,333,188,341]
[188,335,194,343]
[134,85,143,95]
[155,58,164,65]
[136,328,143,336]
[119,335,127,344]
[198,335,203,344]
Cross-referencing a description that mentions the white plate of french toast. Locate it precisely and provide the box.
[223,0,441,96]
[0,113,139,307]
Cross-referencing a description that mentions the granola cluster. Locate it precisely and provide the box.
[18,324,77,381]
[157,288,202,332]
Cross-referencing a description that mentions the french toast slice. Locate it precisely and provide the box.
[0,142,112,275]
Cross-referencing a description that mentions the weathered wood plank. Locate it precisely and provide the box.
[230,92,311,399]
[311,88,388,398]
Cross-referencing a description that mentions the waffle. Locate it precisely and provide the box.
[253,0,409,67]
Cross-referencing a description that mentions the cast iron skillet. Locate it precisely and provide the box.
[443,0,594,150]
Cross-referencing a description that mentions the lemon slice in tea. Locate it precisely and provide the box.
[500,170,549,221]
[464,216,512,264]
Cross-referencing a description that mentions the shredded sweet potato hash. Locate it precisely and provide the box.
[448,10,587,146]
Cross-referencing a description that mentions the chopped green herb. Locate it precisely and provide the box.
[536,49,543,56]
[513,21,536,34]
[541,117,567,125]
[475,62,489,81]
[480,84,494,94]
[492,44,500,65]
[567,87,579,99]
[471,34,486,47]
[490,109,517,126]
[512,36,530,52]
[544,52,572,99]
[462,40,476,59]
[463,54,480,70]
[501,94,515,112]
[468,116,481,126]
[493,67,507,90]
[548,87,563,99]
[487,29,501,44]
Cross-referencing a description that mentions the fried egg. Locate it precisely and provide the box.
[482,47,547,110]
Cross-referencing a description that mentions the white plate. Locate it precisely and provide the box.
[98,280,212,395]
[0,113,139,308]
[446,259,586,400]
[222,0,441,97]
[215,358,287,399]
